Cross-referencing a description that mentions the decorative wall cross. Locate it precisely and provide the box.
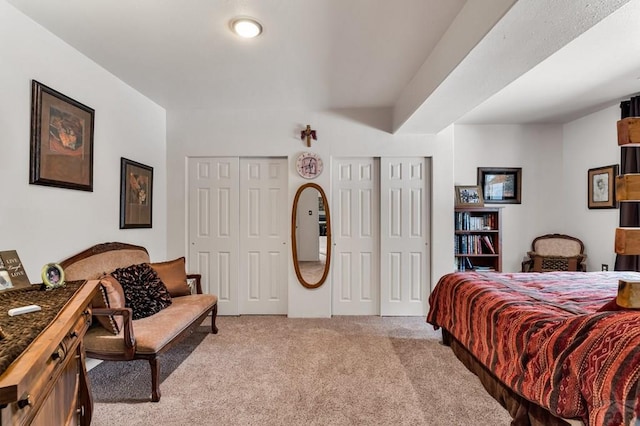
[300,125,317,147]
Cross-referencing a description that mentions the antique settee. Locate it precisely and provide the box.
[59,242,218,402]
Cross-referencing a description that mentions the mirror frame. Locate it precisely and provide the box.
[291,183,331,289]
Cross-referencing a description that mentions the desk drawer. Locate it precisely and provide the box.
[1,307,91,426]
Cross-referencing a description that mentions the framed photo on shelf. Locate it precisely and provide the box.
[30,80,95,191]
[455,185,484,207]
[588,164,618,209]
[120,158,154,229]
[477,167,522,204]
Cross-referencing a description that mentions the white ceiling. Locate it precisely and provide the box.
[7,0,640,134]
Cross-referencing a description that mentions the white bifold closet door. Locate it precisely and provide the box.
[188,157,288,316]
[379,157,429,316]
[332,157,430,316]
[332,158,380,315]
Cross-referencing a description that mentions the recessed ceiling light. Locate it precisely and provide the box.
[230,17,263,38]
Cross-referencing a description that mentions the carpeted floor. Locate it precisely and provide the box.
[88,316,512,425]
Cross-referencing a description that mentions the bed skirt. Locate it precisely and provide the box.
[442,329,577,426]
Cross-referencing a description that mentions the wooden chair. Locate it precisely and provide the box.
[521,233,587,272]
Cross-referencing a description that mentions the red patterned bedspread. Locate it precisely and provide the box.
[427,271,640,426]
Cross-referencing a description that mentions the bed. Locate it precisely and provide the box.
[427,271,640,426]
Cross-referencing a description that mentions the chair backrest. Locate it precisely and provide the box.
[528,234,585,272]
[531,234,584,257]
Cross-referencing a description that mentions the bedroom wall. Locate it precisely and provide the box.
[454,104,624,273]
[0,0,168,281]
[452,124,565,272]
[166,109,455,317]
[562,104,621,271]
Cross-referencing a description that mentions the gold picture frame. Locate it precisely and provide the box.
[41,263,65,289]
[455,185,484,207]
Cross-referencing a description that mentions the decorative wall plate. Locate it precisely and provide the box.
[296,152,323,179]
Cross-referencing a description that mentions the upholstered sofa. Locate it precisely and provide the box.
[59,242,218,402]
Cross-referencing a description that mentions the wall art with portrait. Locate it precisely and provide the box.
[120,158,153,228]
[477,167,522,204]
[588,164,618,209]
[455,185,484,207]
[30,80,95,191]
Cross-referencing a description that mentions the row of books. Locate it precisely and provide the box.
[455,257,496,272]
[455,212,497,231]
[455,234,496,255]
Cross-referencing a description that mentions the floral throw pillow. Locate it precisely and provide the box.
[110,263,172,320]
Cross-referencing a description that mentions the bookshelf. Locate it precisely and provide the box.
[455,207,502,272]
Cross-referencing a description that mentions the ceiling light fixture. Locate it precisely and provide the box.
[230,17,263,38]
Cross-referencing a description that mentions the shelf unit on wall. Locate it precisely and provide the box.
[454,207,503,272]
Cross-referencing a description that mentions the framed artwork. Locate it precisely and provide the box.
[477,167,522,204]
[41,263,65,289]
[455,185,484,207]
[120,158,153,228]
[30,80,95,191]
[588,164,618,209]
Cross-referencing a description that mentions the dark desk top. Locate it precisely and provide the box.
[0,281,84,375]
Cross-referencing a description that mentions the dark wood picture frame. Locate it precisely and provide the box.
[477,167,522,204]
[588,164,618,209]
[455,185,484,207]
[30,80,94,191]
[120,157,153,229]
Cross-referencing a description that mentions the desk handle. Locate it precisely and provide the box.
[17,394,32,409]
[51,347,65,361]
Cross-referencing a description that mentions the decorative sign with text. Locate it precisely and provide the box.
[0,251,31,289]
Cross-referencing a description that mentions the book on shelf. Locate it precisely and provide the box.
[481,235,496,254]
[0,250,31,289]
[474,266,495,271]
[465,257,474,270]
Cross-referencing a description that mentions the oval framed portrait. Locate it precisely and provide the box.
[41,263,65,289]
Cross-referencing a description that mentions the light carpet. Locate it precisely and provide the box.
[88,315,512,425]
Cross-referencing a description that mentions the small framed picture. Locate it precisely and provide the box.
[477,167,522,204]
[588,164,618,209]
[120,157,154,229]
[41,263,65,289]
[455,185,484,207]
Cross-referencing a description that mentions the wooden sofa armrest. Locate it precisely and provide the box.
[92,307,136,358]
[186,273,202,294]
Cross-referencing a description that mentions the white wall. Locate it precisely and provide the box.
[0,0,167,281]
[166,108,454,317]
[454,109,624,273]
[5,0,626,315]
[562,104,620,271]
[453,124,565,272]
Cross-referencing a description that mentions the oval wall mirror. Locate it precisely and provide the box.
[291,183,331,289]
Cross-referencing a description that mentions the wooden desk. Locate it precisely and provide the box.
[0,280,99,426]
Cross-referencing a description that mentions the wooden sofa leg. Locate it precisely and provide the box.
[150,358,161,402]
[211,304,219,334]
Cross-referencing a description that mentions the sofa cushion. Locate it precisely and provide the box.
[92,275,125,334]
[149,257,192,297]
[110,263,172,320]
[83,294,218,355]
